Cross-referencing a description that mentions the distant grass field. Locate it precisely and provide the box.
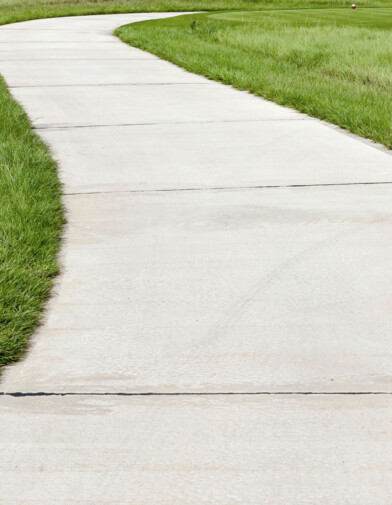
[1,0,391,25]
[214,7,392,28]
[117,7,392,149]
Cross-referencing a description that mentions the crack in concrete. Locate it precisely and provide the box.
[33,117,312,130]
[0,58,159,62]
[0,58,157,61]
[2,391,392,397]
[63,180,392,197]
[9,82,211,88]
[0,40,119,44]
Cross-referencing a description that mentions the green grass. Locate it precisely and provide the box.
[214,6,392,28]
[1,0,391,26]
[0,78,64,368]
[116,7,392,149]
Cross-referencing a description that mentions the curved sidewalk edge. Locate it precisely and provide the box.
[0,13,392,504]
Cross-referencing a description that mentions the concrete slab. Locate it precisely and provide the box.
[3,186,392,394]
[0,42,159,60]
[11,82,303,128]
[38,121,392,194]
[0,29,117,43]
[1,12,184,31]
[0,58,208,86]
[1,394,392,504]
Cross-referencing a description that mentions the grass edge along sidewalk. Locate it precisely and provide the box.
[0,77,64,370]
[116,8,392,150]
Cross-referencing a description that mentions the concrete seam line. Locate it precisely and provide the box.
[63,180,392,196]
[2,392,392,397]
[9,82,213,88]
[32,118,314,130]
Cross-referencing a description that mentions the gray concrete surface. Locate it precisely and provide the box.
[0,59,208,86]
[5,185,392,394]
[2,394,392,504]
[41,121,392,193]
[10,81,300,128]
[0,41,159,60]
[1,13,392,504]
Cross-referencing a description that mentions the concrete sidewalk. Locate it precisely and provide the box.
[1,13,392,504]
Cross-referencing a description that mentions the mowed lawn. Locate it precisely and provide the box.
[0,0,391,25]
[117,7,392,149]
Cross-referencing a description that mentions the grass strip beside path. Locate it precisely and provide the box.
[0,78,64,368]
[116,9,392,149]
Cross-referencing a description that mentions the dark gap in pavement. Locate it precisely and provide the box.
[0,58,159,62]
[64,180,392,197]
[32,118,313,130]
[2,391,392,398]
[9,82,212,88]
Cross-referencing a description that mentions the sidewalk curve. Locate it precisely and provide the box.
[1,13,392,504]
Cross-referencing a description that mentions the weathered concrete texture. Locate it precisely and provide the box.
[3,185,392,393]
[10,82,302,128]
[1,59,208,86]
[40,121,392,194]
[2,13,179,31]
[0,28,117,42]
[0,42,158,60]
[1,394,392,505]
[0,12,392,504]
